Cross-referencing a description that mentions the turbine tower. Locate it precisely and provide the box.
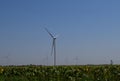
[45,28,58,66]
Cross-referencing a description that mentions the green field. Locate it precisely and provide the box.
[0,65,120,81]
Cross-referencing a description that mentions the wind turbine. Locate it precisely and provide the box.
[45,28,58,66]
[73,56,79,65]
[0,53,11,65]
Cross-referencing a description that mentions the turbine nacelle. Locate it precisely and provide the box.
[54,34,59,38]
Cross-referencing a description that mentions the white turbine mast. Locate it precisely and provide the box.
[45,28,58,66]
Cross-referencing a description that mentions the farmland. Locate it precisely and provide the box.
[0,65,120,81]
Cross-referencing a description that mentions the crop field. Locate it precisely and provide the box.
[0,65,120,81]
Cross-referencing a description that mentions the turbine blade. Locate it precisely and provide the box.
[45,28,54,38]
[51,39,54,56]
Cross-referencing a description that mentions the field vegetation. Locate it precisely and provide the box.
[0,65,120,81]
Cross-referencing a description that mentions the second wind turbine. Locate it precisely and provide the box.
[45,28,58,66]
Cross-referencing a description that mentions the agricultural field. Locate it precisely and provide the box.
[0,65,120,81]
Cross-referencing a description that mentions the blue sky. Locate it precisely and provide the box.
[0,0,120,65]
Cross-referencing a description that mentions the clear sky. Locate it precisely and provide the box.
[0,0,120,65]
